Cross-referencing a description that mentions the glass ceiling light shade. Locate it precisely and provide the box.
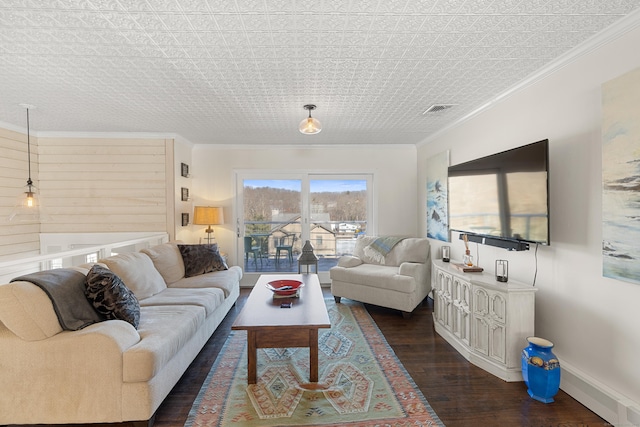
[8,104,49,223]
[193,206,224,244]
[299,104,322,135]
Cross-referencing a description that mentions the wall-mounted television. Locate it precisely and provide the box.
[448,139,550,251]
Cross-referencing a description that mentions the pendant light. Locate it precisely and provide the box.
[299,104,322,135]
[8,104,47,223]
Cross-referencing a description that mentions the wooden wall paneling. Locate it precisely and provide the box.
[0,128,40,260]
[38,137,168,234]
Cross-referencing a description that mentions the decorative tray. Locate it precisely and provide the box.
[451,263,484,273]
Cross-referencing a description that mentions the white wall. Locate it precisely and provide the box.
[189,144,418,267]
[417,16,640,425]
[174,138,192,242]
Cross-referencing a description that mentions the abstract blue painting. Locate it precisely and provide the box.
[427,150,449,242]
[602,67,640,285]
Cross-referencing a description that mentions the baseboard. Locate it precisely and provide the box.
[559,360,640,426]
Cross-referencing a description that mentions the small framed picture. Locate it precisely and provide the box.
[181,163,189,178]
[181,213,189,227]
[181,187,189,201]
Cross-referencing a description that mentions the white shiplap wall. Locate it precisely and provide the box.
[0,127,40,259]
[38,137,171,234]
[0,132,174,261]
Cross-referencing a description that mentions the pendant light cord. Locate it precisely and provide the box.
[26,108,32,186]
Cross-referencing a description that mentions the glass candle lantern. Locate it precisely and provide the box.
[442,246,450,262]
[496,259,508,282]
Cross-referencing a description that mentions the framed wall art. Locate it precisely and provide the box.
[181,163,189,178]
[181,187,189,201]
[426,150,450,242]
[602,66,640,285]
[182,213,189,227]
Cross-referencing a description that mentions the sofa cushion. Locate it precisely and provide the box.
[139,287,224,317]
[0,281,63,341]
[330,264,416,294]
[100,252,167,300]
[85,265,140,329]
[140,242,185,285]
[169,266,242,298]
[337,256,363,268]
[178,244,228,278]
[123,304,206,382]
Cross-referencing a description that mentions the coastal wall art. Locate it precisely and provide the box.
[426,150,449,242]
[602,66,640,285]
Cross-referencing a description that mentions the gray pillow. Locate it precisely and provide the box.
[178,244,228,277]
[85,265,140,329]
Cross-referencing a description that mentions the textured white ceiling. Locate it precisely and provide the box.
[1,1,639,145]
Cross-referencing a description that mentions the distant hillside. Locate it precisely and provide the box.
[243,186,366,223]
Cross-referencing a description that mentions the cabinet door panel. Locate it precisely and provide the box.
[489,323,507,363]
[453,278,471,343]
[443,273,454,331]
[490,293,507,324]
[461,281,471,345]
[473,288,489,316]
[472,316,489,355]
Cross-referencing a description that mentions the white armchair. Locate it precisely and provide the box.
[329,236,431,317]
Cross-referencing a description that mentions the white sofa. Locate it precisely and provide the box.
[0,241,241,426]
[330,236,431,317]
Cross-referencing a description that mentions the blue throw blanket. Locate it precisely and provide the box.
[364,236,406,264]
[11,268,102,330]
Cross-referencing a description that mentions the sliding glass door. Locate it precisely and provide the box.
[236,172,372,281]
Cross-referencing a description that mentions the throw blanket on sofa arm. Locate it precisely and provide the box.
[363,236,406,265]
[11,269,102,331]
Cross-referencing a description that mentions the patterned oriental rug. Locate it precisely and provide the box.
[185,298,444,427]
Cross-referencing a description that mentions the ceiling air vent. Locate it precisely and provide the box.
[423,104,456,115]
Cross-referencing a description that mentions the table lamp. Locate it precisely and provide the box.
[193,206,224,244]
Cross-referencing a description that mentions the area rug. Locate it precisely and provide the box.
[185,298,444,426]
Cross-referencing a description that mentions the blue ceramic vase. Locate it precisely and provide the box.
[521,337,561,403]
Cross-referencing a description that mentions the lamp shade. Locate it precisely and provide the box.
[193,206,224,225]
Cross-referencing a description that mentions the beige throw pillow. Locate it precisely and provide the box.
[100,252,167,300]
[141,242,185,285]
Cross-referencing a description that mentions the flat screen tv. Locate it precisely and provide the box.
[448,139,550,251]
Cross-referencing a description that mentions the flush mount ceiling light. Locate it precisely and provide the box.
[299,104,322,135]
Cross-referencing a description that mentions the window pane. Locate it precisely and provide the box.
[243,179,301,272]
[310,179,367,260]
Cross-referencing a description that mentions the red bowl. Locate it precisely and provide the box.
[265,279,304,296]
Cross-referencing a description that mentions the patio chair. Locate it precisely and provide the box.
[275,234,295,266]
[244,236,262,267]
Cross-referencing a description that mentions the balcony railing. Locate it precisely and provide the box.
[243,220,364,273]
[0,233,168,283]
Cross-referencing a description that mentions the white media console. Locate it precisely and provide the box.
[432,260,537,381]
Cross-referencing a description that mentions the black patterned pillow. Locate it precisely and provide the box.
[178,244,228,278]
[85,265,140,329]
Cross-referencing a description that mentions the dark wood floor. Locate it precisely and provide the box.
[153,288,606,427]
[15,288,607,427]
